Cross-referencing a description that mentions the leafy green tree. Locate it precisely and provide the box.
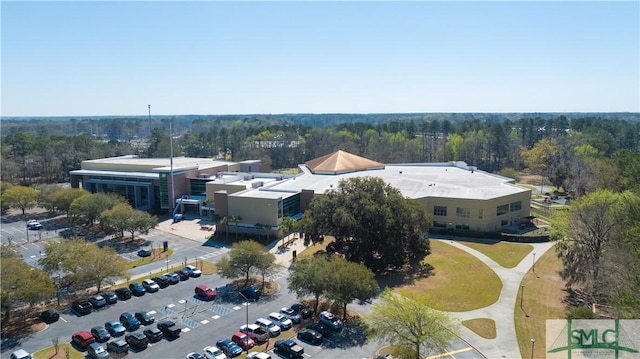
[255,251,277,287]
[325,256,378,320]
[1,248,55,320]
[101,204,158,240]
[125,210,158,241]
[69,192,126,226]
[0,182,15,212]
[51,188,89,215]
[229,215,242,240]
[299,177,430,273]
[1,185,37,214]
[36,184,63,212]
[38,238,129,292]
[278,216,295,244]
[287,255,331,313]
[217,240,273,286]
[362,289,459,359]
[552,190,638,299]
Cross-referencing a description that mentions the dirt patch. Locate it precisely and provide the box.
[2,314,47,338]
[230,276,279,296]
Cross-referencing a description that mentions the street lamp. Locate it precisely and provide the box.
[531,338,536,359]
[238,292,250,352]
[520,284,525,310]
[532,252,537,274]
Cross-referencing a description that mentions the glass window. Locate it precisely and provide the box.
[455,224,470,230]
[497,204,509,216]
[434,206,447,217]
[456,207,470,218]
[433,221,447,228]
[510,201,522,212]
[478,208,483,219]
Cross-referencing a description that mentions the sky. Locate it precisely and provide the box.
[1,1,639,117]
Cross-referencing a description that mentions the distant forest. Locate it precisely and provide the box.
[2,112,640,198]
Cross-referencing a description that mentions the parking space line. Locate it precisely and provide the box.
[426,347,473,359]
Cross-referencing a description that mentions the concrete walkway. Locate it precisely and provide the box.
[432,238,557,358]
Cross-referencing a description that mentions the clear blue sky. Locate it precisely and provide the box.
[2,1,639,117]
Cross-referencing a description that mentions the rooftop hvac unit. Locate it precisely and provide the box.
[251,181,264,189]
[243,175,255,181]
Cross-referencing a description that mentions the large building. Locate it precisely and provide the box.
[70,151,531,234]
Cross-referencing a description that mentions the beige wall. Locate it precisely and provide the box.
[228,196,280,228]
[205,183,247,204]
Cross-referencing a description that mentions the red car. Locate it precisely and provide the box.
[72,330,96,349]
[232,331,255,350]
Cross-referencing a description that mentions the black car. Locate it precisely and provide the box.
[71,299,93,316]
[103,292,118,304]
[274,339,304,358]
[143,327,163,342]
[91,326,111,343]
[151,275,170,288]
[135,311,155,325]
[129,282,146,296]
[306,322,333,337]
[115,287,132,300]
[291,303,312,319]
[239,286,261,300]
[119,312,141,331]
[165,272,180,284]
[175,268,190,281]
[125,332,148,350]
[41,309,60,323]
[297,328,323,345]
[157,320,181,338]
[137,249,152,257]
[106,338,129,354]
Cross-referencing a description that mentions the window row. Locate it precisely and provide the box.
[433,201,523,218]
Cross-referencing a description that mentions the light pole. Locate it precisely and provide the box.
[532,252,536,275]
[531,338,536,359]
[520,284,525,310]
[239,292,249,352]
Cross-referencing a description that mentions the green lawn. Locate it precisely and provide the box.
[462,318,496,339]
[399,240,502,311]
[33,343,84,359]
[458,240,533,268]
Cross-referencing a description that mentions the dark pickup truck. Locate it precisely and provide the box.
[157,320,181,338]
[275,339,304,358]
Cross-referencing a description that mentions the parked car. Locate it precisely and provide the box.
[268,312,293,330]
[291,303,312,319]
[103,291,118,304]
[90,326,111,342]
[135,310,155,325]
[120,312,141,331]
[27,220,43,230]
[216,338,243,358]
[183,265,202,277]
[280,307,301,324]
[89,294,107,309]
[157,320,181,338]
[105,320,126,337]
[125,332,149,350]
[231,331,255,350]
[195,284,216,300]
[239,323,269,343]
[165,272,180,284]
[143,327,163,342]
[306,322,333,337]
[151,275,170,288]
[239,286,261,300]
[142,279,160,292]
[40,309,60,323]
[71,299,93,316]
[203,345,227,359]
[115,287,132,300]
[87,342,109,359]
[10,349,32,359]
[106,338,129,354]
[297,328,323,345]
[274,339,304,358]
[246,352,271,359]
[186,353,205,359]
[254,318,281,337]
[175,268,190,280]
[318,310,343,330]
[137,249,152,257]
[72,330,96,349]
[129,282,146,296]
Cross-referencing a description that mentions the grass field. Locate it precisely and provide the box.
[462,318,497,339]
[399,240,502,312]
[33,343,84,359]
[458,240,533,268]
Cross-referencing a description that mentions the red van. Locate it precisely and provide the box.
[194,285,216,300]
[232,331,255,350]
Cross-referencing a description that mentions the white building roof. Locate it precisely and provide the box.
[81,155,233,172]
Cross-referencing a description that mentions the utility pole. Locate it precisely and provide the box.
[148,104,151,136]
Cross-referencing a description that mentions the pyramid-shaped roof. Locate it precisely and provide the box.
[305,150,385,175]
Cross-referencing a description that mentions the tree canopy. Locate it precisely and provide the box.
[299,177,431,273]
[69,192,126,226]
[217,240,275,286]
[101,203,158,240]
[1,185,37,214]
[362,289,459,359]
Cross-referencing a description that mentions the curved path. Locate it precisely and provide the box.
[431,238,556,358]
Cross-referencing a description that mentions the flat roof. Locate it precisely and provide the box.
[81,155,234,171]
[267,163,528,201]
[231,190,298,200]
[69,169,159,179]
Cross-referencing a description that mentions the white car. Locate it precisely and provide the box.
[203,345,227,359]
[254,317,281,337]
[280,307,302,324]
[268,312,293,330]
[319,310,343,330]
[184,265,202,277]
[27,220,43,230]
[247,352,271,359]
[142,279,160,292]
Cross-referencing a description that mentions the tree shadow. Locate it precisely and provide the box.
[375,262,435,289]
